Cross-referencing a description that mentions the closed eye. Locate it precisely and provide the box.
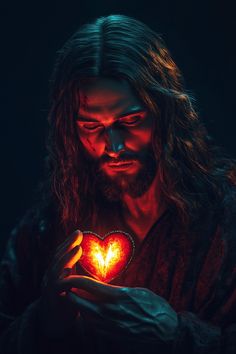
[76,111,147,131]
[119,114,144,126]
[77,121,104,131]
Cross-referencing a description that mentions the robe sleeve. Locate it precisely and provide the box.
[171,210,236,354]
[0,222,78,354]
[170,311,236,354]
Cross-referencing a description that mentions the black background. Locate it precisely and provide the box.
[0,0,235,255]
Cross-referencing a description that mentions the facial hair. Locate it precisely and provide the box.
[92,146,158,202]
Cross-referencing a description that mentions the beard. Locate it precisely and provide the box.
[88,146,158,202]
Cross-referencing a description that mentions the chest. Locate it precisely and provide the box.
[80,209,155,245]
[76,213,224,316]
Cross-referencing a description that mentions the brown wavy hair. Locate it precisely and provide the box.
[45,14,236,234]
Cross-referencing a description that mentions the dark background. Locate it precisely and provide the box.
[0,0,235,255]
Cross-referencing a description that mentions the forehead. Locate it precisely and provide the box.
[78,78,144,119]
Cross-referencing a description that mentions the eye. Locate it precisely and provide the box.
[119,114,144,127]
[77,121,104,132]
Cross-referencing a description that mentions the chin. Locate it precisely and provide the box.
[95,153,158,201]
[99,172,153,201]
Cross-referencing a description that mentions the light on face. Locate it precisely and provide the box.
[76,78,153,159]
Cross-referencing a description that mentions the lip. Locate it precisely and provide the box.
[106,160,136,171]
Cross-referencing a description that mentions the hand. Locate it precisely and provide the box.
[39,229,83,338]
[64,276,179,343]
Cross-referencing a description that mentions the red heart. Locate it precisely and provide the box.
[79,231,135,283]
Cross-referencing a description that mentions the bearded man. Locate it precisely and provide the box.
[0,14,236,354]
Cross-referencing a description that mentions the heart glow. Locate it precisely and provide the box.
[79,231,135,283]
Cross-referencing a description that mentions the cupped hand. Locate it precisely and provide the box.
[39,229,83,338]
[63,276,179,343]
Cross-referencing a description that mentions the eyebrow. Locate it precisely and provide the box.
[76,107,146,122]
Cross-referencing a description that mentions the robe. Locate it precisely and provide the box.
[0,190,236,353]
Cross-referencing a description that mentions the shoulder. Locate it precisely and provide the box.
[5,202,59,265]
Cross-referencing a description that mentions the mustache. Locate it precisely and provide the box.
[100,153,141,165]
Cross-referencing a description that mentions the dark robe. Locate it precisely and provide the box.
[0,189,236,353]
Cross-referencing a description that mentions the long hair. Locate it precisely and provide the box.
[45,14,236,234]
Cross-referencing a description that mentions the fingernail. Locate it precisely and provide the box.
[72,229,81,236]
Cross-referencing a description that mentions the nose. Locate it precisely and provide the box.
[104,127,125,157]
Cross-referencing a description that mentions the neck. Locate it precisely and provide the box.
[121,171,166,240]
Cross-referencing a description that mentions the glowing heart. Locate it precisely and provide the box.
[79,231,135,283]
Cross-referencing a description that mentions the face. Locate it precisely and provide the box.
[76,77,157,200]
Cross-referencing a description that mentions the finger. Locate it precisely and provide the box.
[69,230,83,249]
[64,246,82,269]
[42,245,81,290]
[62,275,122,300]
[55,230,83,260]
[54,245,82,276]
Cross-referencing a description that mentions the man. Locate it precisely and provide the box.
[0,14,236,354]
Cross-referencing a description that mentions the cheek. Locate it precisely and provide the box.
[125,127,153,152]
[79,133,105,158]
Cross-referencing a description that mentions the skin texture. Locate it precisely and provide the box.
[65,277,179,343]
[77,78,153,160]
[76,77,166,240]
[40,78,178,342]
